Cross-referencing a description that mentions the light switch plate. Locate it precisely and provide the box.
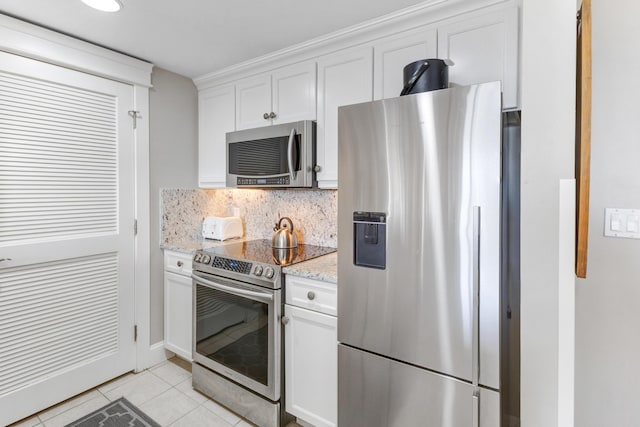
[604,208,640,239]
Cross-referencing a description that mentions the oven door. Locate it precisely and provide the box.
[192,271,281,401]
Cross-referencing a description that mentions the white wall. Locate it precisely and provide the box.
[520,0,576,425]
[149,68,198,344]
[574,1,640,425]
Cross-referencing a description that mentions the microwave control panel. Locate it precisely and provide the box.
[237,176,290,186]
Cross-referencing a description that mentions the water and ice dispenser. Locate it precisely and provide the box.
[353,212,386,269]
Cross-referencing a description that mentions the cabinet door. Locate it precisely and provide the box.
[271,61,317,124]
[437,7,519,108]
[284,304,337,427]
[236,74,272,130]
[199,85,235,188]
[373,27,437,100]
[164,271,193,360]
[317,46,373,188]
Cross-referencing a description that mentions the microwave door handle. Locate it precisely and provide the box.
[191,274,274,303]
[287,128,296,181]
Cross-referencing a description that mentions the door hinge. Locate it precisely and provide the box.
[128,110,141,129]
[134,219,138,236]
[134,325,138,342]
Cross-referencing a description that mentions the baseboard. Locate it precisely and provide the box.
[296,419,314,427]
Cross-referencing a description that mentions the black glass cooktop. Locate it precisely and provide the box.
[202,239,336,267]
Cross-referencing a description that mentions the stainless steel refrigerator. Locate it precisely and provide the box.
[337,82,504,426]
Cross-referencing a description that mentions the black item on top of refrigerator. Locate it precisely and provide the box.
[400,58,452,96]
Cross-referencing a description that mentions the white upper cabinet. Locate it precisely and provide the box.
[373,27,438,100]
[235,74,271,130]
[236,61,316,130]
[316,46,373,189]
[195,2,521,188]
[198,84,235,188]
[437,7,519,109]
[271,61,317,124]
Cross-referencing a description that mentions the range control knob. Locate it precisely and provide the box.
[254,265,264,276]
[193,253,202,263]
[201,255,211,264]
[264,267,275,279]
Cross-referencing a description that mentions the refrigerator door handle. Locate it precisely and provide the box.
[472,206,481,427]
[472,206,481,387]
[472,390,480,427]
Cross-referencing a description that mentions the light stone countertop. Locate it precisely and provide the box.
[283,252,337,284]
[160,237,247,254]
[162,238,338,284]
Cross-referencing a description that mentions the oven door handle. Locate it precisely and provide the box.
[191,274,274,303]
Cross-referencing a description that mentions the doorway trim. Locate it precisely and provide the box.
[0,14,158,371]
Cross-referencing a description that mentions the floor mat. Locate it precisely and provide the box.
[64,397,160,427]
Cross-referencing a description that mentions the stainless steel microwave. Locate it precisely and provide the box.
[226,120,316,188]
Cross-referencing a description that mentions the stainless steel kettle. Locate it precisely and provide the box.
[272,247,298,266]
[272,217,298,249]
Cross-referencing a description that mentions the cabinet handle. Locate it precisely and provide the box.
[0,258,12,262]
[313,165,322,173]
[263,112,270,120]
[177,261,183,267]
[307,291,316,300]
[269,111,277,119]
[281,316,290,325]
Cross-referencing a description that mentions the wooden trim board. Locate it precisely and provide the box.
[575,0,592,278]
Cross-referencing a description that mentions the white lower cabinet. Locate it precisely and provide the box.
[285,276,337,427]
[163,250,193,360]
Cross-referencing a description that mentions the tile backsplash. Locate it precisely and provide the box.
[161,188,337,248]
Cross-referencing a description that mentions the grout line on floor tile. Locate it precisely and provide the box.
[15,357,196,426]
[166,405,198,427]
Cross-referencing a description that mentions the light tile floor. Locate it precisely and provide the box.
[8,357,302,427]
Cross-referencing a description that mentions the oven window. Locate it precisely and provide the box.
[195,284,269,386]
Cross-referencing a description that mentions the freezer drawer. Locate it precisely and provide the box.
[339,344,476,427]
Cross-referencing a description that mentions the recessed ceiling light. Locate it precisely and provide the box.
[81,0,123,12]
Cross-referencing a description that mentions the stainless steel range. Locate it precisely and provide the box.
[191,239,336,427]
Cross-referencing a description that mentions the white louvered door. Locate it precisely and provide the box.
[0,51,136,425]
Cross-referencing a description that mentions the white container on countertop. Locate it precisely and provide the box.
[202,216,243,241]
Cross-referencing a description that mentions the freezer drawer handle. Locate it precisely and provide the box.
[472,390,480,427]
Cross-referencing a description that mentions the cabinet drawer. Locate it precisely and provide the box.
[164,250,193,276]
[286,275,337,316]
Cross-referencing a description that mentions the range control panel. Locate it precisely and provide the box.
[192,251,279,287]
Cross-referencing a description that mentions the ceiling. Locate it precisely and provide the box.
[0,0,428,79]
